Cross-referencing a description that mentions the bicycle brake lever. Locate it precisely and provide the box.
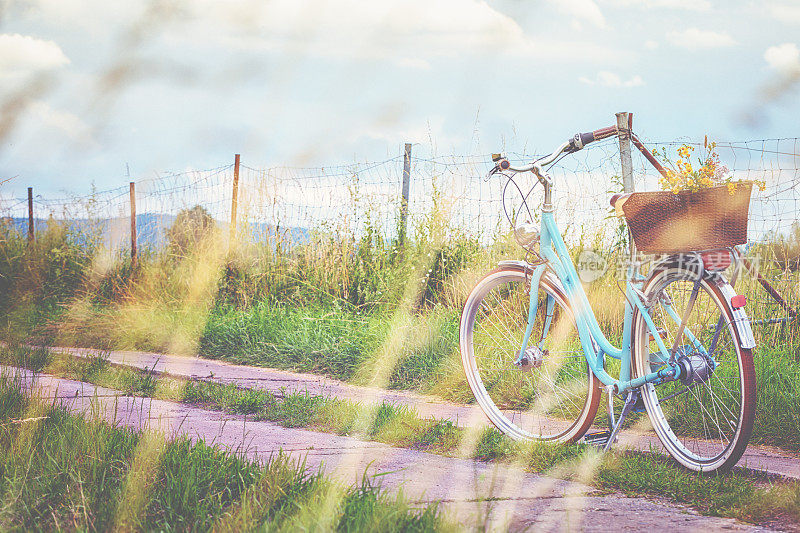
[485,158,511,181]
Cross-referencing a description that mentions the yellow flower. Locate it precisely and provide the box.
[662,140,733,195]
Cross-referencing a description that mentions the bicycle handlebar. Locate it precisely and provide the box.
[491,124,619,177]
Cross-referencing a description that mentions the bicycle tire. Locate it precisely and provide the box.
[632,262,756,473]
[460,266,601,442]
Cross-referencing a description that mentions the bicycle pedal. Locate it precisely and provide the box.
[582,430,612,447]
[631,394,646,413]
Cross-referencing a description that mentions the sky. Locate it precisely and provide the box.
[1,0,799,200]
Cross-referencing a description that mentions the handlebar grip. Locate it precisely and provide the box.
[579,131,596,146]
[592,125,618,140]
[569,125,619,152]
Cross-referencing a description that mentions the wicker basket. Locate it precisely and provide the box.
[621,182,753,254]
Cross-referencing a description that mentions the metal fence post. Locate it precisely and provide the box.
[616,112,636,258]
[399,143,412,245]
[27,187,34,242]
[230,153,240,245]
[129,182,137,266]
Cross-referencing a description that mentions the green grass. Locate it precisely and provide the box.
[186,381,461,454]
[198,300,800,452]
[199,302,460,391]
[474,428,800,528]
[752,344,800,450]
[0,372,450,532]
[2,215,800,528]
[0,346,462,455]
[199,303,382,380]
[4,218,798,453]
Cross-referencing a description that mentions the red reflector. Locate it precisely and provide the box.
[731,295,746,309]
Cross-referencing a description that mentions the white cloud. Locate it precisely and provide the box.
[27,101,96,148]
[396,57,432,70]
[19,0,146,34]
[766,1,800,24]
[547,0,606,28]
[178,0,523,56]
[579,71,644,87]
[644,40,659,49]
[649,0,710,8]
[602,0,711,10]
[764,43,800,73]
[353,115,449,145]
[10,0,628,70]
[166,0,622,63]
[666,28,736,49]
[0,33,69,77]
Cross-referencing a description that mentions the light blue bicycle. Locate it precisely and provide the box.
[460,125,757,473]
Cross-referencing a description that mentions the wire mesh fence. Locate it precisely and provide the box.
[1,137,798,341]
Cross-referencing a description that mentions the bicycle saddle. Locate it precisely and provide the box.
[609,193,631,216]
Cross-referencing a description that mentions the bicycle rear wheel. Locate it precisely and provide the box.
[460,266,601,442]
[632,262,756,472]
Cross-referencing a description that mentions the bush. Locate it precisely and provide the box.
[167,205,217,257]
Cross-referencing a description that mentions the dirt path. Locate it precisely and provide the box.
[55,346,800,480]
[3,364,775,532]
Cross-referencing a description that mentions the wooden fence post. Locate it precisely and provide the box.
[230,153,240,245]
[27,187,34,242]
[129,182,137,266]
[399,143,412,245]
[616,112,634,194]
[616,112,636,258]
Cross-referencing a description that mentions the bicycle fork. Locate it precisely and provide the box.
[514,264,550,369]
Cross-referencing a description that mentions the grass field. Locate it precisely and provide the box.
[1,210,799,528]
[0,217,798,451]
[197,302,800,451]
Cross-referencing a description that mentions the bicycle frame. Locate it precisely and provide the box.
[519,208,681,394]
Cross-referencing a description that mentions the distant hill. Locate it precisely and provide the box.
[1,214,310,249]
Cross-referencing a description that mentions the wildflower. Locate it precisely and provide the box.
[659,139,743,195]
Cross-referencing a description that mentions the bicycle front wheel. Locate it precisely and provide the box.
[460,266,601,442]
[632,262,756,472]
